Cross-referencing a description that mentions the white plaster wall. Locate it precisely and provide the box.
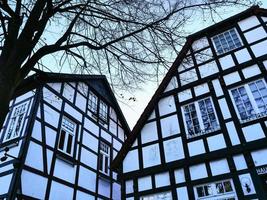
[226,121,240,146]
[176,187,189,200]
[141,121,158,144]
[98,178,110,198]
[77,82,88,97]
[163,137,184,162]
[174,169,185,184]
[31,121,42,141]
[0,174,12,195]
[219,55,235,70]
[242,64,261,79]
[164,76,178,92]
[180,69,198,85]
[223,72,241,85]
[207,134,226,151]
[113,139,122,151]
[160,114,180,138]
[210,159,230,176]
[64,103,82,122]
[82,130,98,153]
[155,172,170,188]
[21,170,47,199]
[212,79,224,97]
[48,83,62,94]
[251,39,267,57]
[14,90,35,104]
[101,129,112,143]
[112,182,121,200]
[43,104,60,128]
[188,139,206,156]
[47,149,53,173]
[123,149,139,173]
[199,61,219,78]
[138,176,152,191]
[178,56,194,72]
[234,48,251,64]
[238,16,260,31]
[194,83,209,96]
[244,26,267,44]
[80,147,97,169]
[192,37,209,51]
[126,180,134,194]
[53,159,76,183]
[142,144,161,168]
[75,92,87,112]
[242,123,265,142]
[84,117,99,137]
[195,48,213,64]
[78,166,96,192]
[109,120,117,136]
[45,126,57,148]
[62,83,75,103]
[233,154,247,170]
[178,89,192,102]
[158,96,176,116]
[251,148,267,167]
[49,181,74,200]
[25,142,44,171]
[190,163,208,180]
[76,190,94,200]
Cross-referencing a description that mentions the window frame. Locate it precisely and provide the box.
[99,141,110,175]
[3,101,29,143]
[182,97,220,139]
[229,78,267,123]
[57,116,77,157]
[194,179,236,200]
[99,100,108,122]
[88,91,98,114]
[212,28,242,55]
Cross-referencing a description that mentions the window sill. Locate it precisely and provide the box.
[186,126,221,139]
[56,151,77,166]
[0,138,20,151]
[240,112,267,124]
[99,172,111,181]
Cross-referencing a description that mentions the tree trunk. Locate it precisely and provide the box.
[0,70,17,130]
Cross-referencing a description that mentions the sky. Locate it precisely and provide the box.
[119,1,267,129]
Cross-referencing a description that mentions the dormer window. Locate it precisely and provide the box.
[99,101,108,122]
[212,28,242,54]
[182,97,220,138]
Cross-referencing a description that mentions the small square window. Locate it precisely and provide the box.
[3,101,28,142]
[58,116,77,156]
[212,28,242,54]
[99,141,110,175]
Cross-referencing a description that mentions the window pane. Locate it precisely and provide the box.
[105,156,109,174]
[66,134,73,154]
[58,130,66,150]
[183,103,200,136]
[249,80,267,114]
[197,187,205,197]
[99,154,103,171]
[224,181,233,192]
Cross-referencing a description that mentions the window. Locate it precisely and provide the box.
[88,92,98,113]
[195,180,236,200]
[4,102,28,142]
[99,141,110,175]
[99,101,108,122]
[230,79,267,122]
[212,28,242,54]
[140,191,172,200]
[58,117,76,156]
[183,97,220,138]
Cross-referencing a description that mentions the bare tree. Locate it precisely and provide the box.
[0,0,256,128]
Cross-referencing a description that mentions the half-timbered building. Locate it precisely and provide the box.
[112,6,267,200]
[0,72,129,200]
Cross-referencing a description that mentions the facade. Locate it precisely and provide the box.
[0,72,129,199]
[112,6,267,200]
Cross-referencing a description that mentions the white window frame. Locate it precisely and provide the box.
[88,91,98,113]
[212,28,242,55]
[99,141,110,175]
[182,97,220,139]
[3,101,29,142]
[99,100,108,122]
[140,191,172,200]
[229,79,267,123]
[194,179,236,200]
[58,116,77,156]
